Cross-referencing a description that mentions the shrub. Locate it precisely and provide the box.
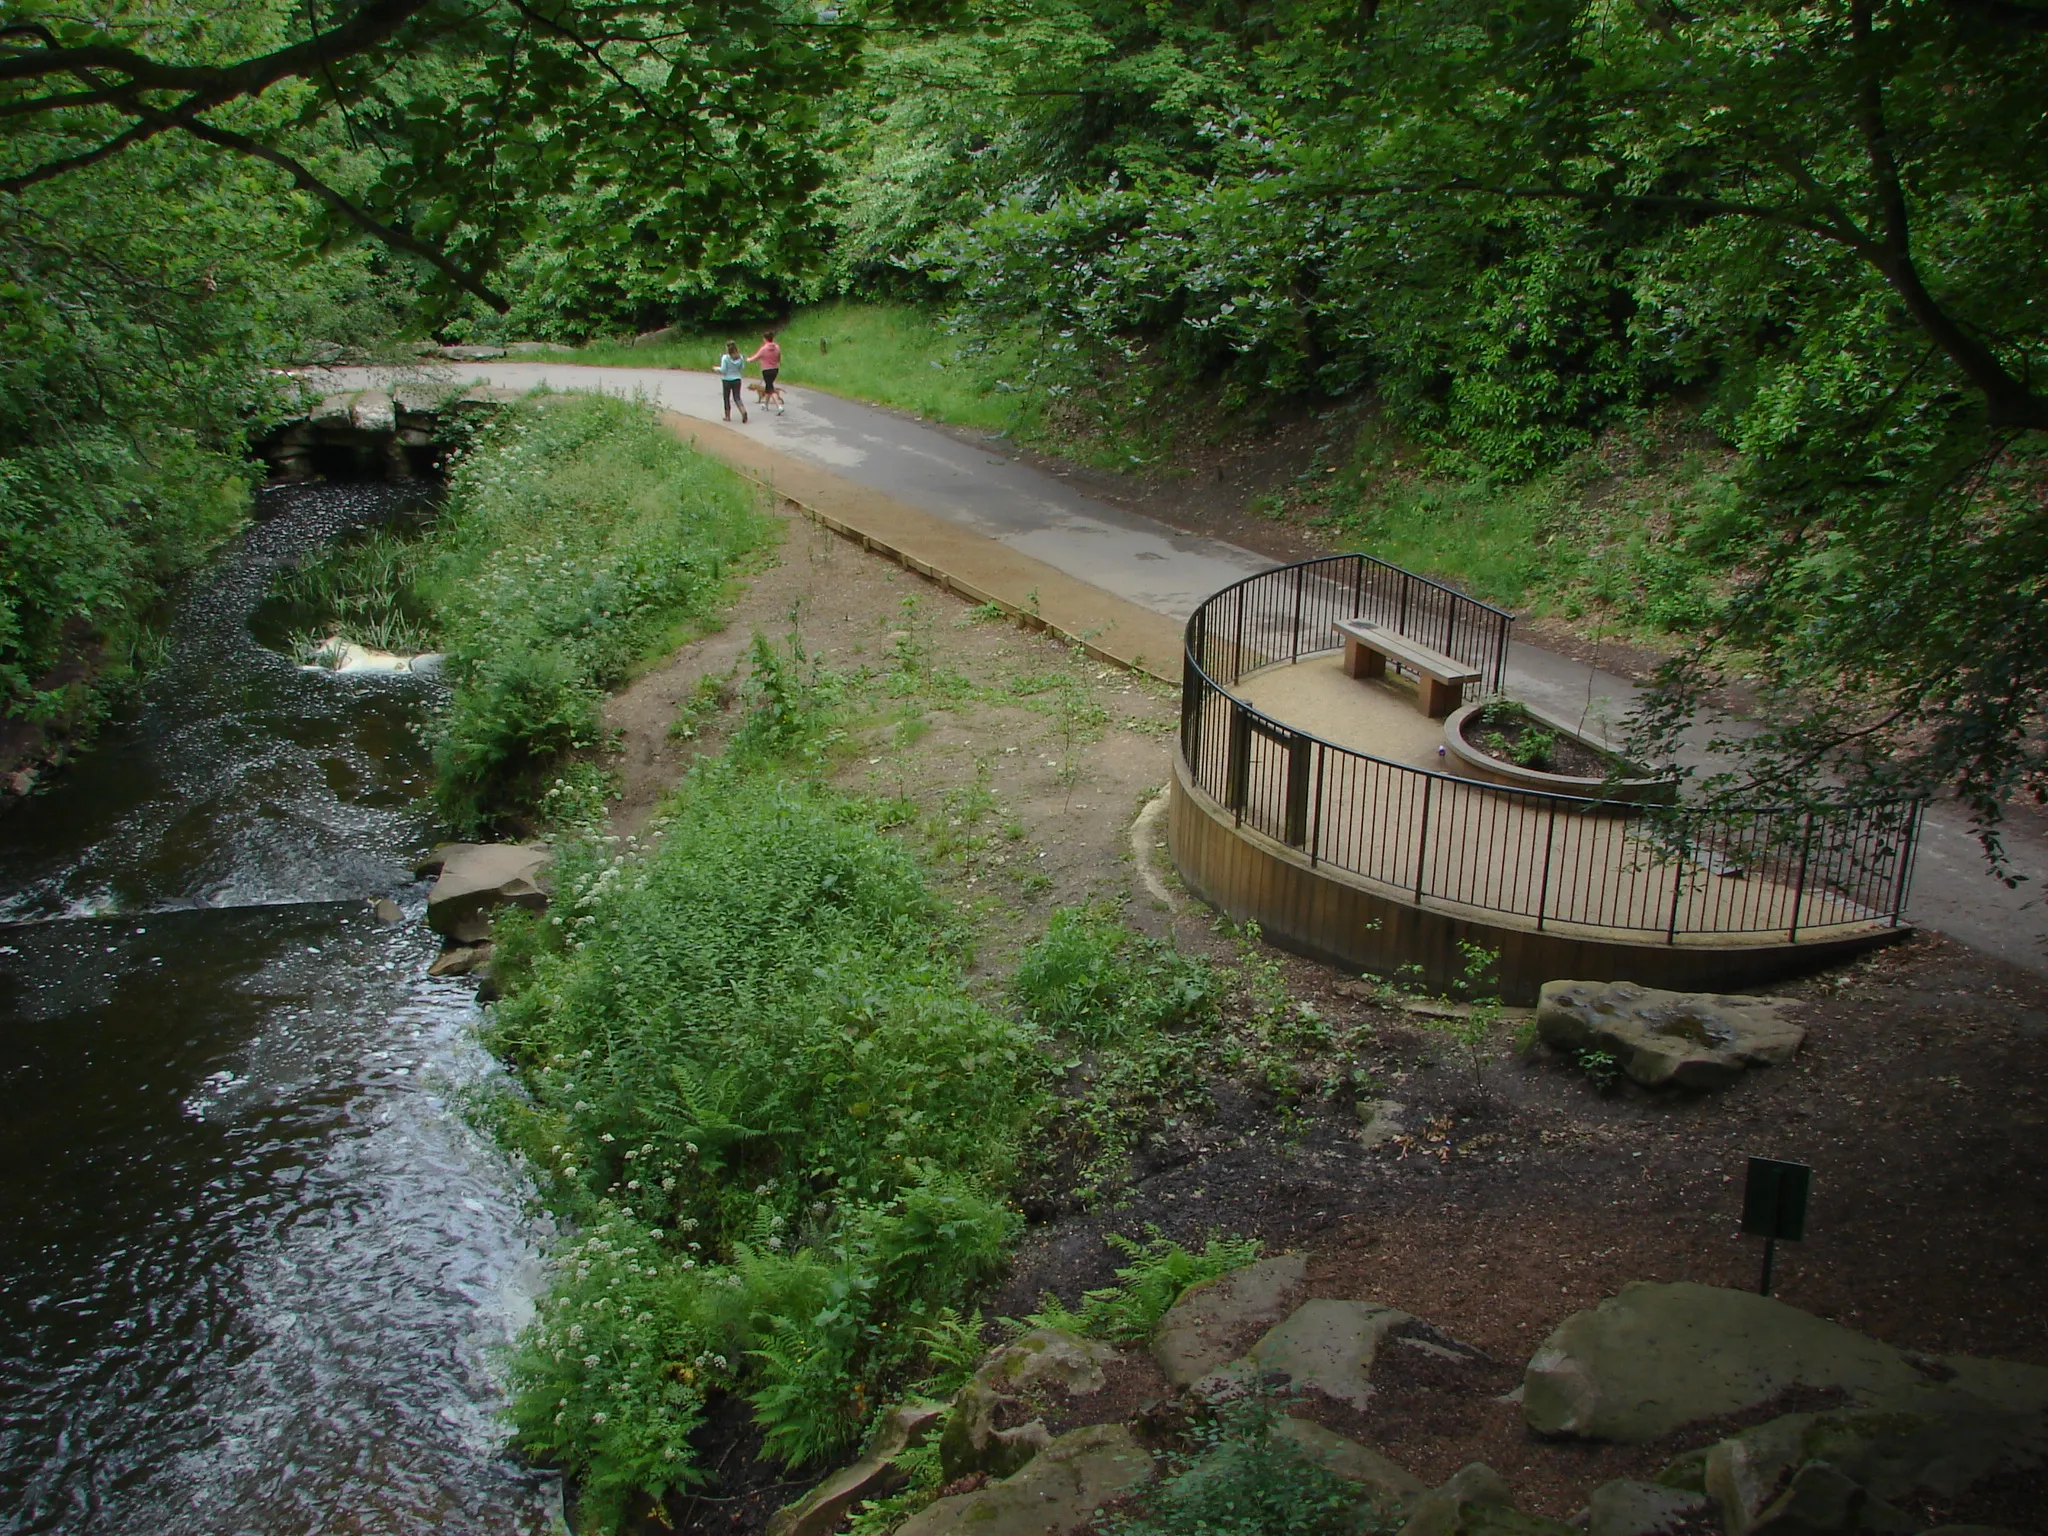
[1111,1386,1368,1536]
[490,770,1044,1520]
[433,646,602,828]
[262,523,439,658]
[1024,1230,1262,1342]
[1011,904,1218,1044]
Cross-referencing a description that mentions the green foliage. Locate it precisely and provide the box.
[0,123,311,727]
[265,524,441,659]
[1575,1049,1622,1093]
[1024,1230,1261,1343]
[1111,1387,1368,1536]
[1410,944,1506,1098]
[417,395,766,829]
[844,1437,946,1536]
[731,630,843,765]
[1011,903,1218,1045]
[5,0,874,322]
[489,771,1041,1517]
[1477,704,1560,773]
[796,0,2048,843]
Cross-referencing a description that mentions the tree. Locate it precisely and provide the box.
[1,0,868,313]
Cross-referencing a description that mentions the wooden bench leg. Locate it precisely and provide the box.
[1421,677,1464,718]
[1343,636,1387,680]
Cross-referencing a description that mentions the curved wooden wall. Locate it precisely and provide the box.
[1168,752,1905,1004]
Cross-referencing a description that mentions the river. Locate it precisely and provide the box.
[0,483,560,1534]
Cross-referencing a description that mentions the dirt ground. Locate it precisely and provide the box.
[600,499,2048,1533]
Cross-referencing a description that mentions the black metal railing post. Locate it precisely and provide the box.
[1284,730,1312,847]
[1665,819,1689,943]
[1414,776,1433,902]
[1536,799,1558,932]
[1889,801,1923,927]
[1290,564,1305,664]
[1309,744,1326,867]
[1226,701,1251,822]
[1788,810,1815,942]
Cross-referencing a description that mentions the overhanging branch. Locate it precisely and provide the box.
[172,115,511,311]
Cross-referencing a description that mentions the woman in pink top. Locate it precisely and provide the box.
[748,332,784,412]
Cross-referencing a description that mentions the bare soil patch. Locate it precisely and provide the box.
[996,930,2048,1525]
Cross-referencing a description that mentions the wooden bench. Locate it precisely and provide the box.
[1333,618,1482,718]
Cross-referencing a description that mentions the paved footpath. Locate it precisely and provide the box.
[319,361,2048,975]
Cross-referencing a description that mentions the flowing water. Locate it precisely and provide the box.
[0,483,559,1534]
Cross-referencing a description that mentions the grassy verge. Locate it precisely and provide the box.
[265,394,770,831]
[423,397,769,830]
[1278,403,1742,643]
[576,301,1048,438]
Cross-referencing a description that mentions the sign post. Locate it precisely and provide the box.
[1741,1156,1811,1297]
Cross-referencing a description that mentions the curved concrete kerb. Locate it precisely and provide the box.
[1129,788,1177,912]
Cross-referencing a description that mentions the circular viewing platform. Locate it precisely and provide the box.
[1168,555,1922,1004]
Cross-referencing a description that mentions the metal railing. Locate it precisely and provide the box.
[1180,557,1922,942]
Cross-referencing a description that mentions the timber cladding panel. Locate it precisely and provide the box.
[1167,753,1905,1006]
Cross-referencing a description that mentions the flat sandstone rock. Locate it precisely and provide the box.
[424,843,550,943]
[1524,1282,2048,1443]
[1210,1299,1414,1410]
[1537,980,1803,1089]
[895,1423,1153,1536]
[1150,1252,1307,1388]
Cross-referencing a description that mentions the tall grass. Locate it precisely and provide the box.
[575,302,1048,436]
[422,395,768,830]
[265,525,440,658]
[1308,411,1741,639]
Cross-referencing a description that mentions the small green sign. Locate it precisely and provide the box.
[1742,1156,1811,1241]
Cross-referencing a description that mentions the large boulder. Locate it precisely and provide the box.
[1151,1252,1307,1388]
[1536,981,1804,1089]
[1524,1283,2048,1444]
[896,1422,1154,1536]
[422,843,550,943]
[979,1326,1118,1397]
[1206,1299,1415,1410]
[937,1328,1115,1483]
[1736,1460,1914,1536]
[767,1402,944,1536]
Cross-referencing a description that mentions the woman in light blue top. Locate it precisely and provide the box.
[718,340,748,423]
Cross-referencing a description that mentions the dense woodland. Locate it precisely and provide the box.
[3,0,2046,827]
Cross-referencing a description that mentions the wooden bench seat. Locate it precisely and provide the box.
[1332,617,1482,718]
